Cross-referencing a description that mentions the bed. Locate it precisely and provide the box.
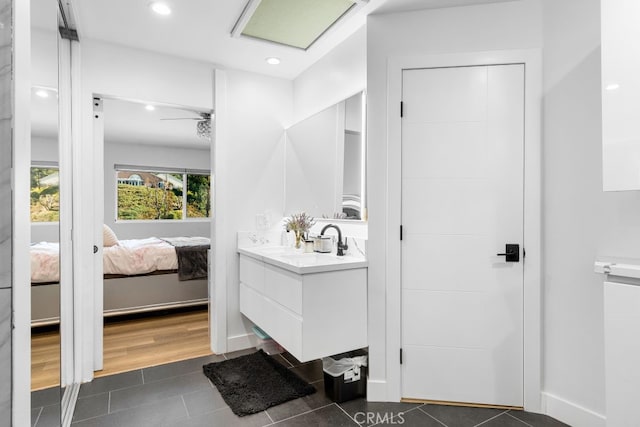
[30,236,210,326]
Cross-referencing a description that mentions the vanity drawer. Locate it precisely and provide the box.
[239,255,264,292]
[239,283,264,327]
[264,264,303,315]
[260,297,303,359]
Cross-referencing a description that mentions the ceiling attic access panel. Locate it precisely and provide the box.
[234,0,360,50]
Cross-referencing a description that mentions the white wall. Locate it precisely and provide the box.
[541,0,640,424]
[103,142,210,239]
[293,26,366,123]
[366,0,542,403]
[31,28,56,89]
[214,69,292,350]
[31,136,57,162]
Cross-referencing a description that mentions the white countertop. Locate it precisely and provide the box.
[595,259,640,280]
[238,245,368,275]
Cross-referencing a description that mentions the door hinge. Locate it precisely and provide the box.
[523,247,526,258]
[400,225,403,241]
[400,101,404,118]
[400,348,403,364]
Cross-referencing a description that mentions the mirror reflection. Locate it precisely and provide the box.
[285,91,366,220]
[30,0,61,424]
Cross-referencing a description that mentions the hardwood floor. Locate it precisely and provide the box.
[31,308,212,390]
[31,329,60,391]
[97,308,213,378]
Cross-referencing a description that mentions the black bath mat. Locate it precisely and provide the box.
[202,350,316,416]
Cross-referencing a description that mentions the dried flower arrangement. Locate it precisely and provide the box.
[284,212,315,248]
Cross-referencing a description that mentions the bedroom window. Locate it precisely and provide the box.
[31,165,60,222]
[115,166,210,221]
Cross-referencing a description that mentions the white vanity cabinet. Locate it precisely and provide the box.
[239,251,367,362]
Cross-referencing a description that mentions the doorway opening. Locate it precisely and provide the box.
[92,97,214,376]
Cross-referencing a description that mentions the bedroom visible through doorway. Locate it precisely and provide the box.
[94,97,214,375]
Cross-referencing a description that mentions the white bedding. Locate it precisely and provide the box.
[103,237,178,276]
[30,237,204,283]
[30,242,60,283]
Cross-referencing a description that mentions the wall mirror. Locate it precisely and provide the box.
[30,0,63,424]
[285,91,366,220]
[602,1,640,191]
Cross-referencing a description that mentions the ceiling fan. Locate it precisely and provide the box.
[160,112,212,140]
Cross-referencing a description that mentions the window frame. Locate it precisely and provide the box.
[114,164,211,222]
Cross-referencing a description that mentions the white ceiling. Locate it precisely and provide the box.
[31,88,58,140]
[372,0,517,15]
[68,0,519,80]
[31,93,211,149]
[32,0,519,148]
[102,98,211,149]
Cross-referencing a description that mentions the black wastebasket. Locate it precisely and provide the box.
[323,350,368,403]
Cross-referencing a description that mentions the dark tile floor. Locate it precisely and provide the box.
[32,349,571,427]
[31,386,61,427]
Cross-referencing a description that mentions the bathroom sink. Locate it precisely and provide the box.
[238,246,367,274]
[278,252,352,266]
[254,246,289,255]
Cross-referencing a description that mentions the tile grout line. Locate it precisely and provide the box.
[505,412,534,427]
[181,394,190,418]
[472,410,509,427]
[33,406,43,427]
[266,402,336,425]
[80,375,146,398]
[334,402,361,426]
[264,409,275,424]
[67,395,182,424]
[416,406,448,427]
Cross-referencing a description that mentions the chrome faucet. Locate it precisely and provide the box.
[320,224,348,256]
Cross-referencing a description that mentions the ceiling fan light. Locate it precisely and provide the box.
[197,119,211,140]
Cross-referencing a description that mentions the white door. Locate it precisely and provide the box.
[401,64,525,407]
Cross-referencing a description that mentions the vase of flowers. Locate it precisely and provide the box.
[284,212,315,249]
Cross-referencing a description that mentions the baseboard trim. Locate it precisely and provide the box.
[226,333,257,353]
[541,392,606,427]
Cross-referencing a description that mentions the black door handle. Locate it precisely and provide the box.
[497,244,520,262]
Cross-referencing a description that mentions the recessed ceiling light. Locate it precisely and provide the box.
[266,57,281,65]
[606,83,620,91]
[150,2,171,16]
[35,89,49,98]
[145,105,156,111]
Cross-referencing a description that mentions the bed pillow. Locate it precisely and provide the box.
[103,224,119,247]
